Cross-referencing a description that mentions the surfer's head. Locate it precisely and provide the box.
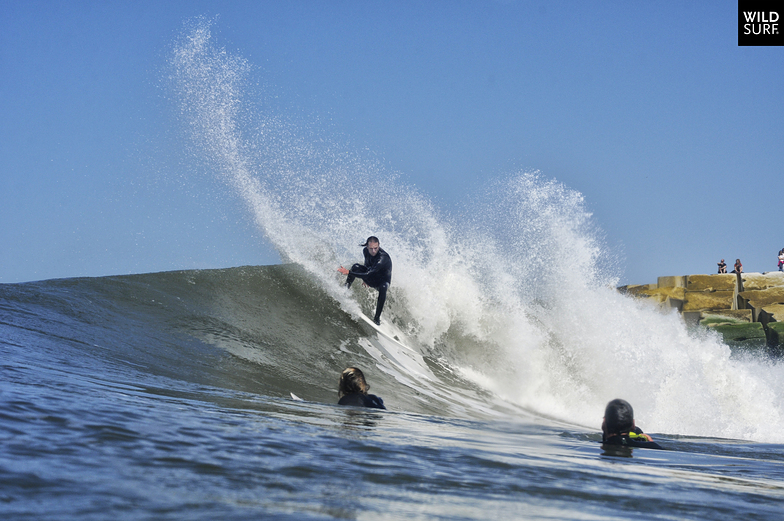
[361,236,380,256]
[603,398,635,436]
[338,367,370,398]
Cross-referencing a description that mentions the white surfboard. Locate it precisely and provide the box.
[357,314,419,355]
[354,313,435,382]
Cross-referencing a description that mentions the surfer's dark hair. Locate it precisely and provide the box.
[361,236,380,247]
[604,399,634,434]
[339,367,369,398]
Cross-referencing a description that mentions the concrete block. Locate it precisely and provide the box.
[741,272,784,291]
[711,322,767,350]
[738,287,784,321]
[658,276,686,288]
[682,311,702,327]
[682,291,735,312]
[686,274,736,292]
[759,304,784,325]
[619,284,658,296]
[622,286,686,305]
[738,287,784,307]
[767,322,784,349]
[665,297,684,312]
[649,287,686,300]
[699,310,753,325]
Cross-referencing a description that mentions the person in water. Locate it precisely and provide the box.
[337,367,386,409]
[338,236,392,325]
[601,398,663,450]
[717,259,727,274]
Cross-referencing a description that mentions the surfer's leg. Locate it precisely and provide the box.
[345,264,365,288]
[373,283,389,324]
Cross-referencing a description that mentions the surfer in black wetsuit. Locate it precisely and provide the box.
[338,236,392,325]
[337,367,386,409]
[601,398,663,450]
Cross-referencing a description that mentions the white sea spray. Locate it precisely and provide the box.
[169,18,784,443]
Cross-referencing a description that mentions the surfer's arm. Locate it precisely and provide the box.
[347,264,374,280]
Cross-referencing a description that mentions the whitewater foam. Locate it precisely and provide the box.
[169,18,784,443]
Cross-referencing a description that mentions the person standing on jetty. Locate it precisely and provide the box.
[338,236,392,325]
[717,259,727,274]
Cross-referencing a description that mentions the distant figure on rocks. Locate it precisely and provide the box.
[337,367,386,410]
[778,249,784,272]
[732,259,743,274]
[338,236,392,325]
[601,398,662,450]
[717,259,727,274]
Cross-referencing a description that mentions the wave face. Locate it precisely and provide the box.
[145,18,784,442]
[0,266,524,418]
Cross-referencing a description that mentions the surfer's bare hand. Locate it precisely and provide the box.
[337,266,349,275]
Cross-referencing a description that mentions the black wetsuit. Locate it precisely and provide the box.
[602,427,663,450]
[337,393,386,409]
[345,247,392,323]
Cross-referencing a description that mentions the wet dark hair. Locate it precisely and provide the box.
[361,236,380,247]
[339,367,370,398]
[604,398,634,434]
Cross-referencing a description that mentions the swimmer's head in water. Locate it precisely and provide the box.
[603,398,634,435]
[339,367,369,398]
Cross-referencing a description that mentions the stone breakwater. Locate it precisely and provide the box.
[619,272,784,352]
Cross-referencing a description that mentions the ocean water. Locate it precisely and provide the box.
[3,18,784,519]
[2,266,784,520]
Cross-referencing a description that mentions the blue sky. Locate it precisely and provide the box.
[1,1,782,284]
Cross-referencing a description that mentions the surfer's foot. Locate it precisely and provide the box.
[373,317,381,326]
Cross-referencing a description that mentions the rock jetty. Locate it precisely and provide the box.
[619,272,784,351]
